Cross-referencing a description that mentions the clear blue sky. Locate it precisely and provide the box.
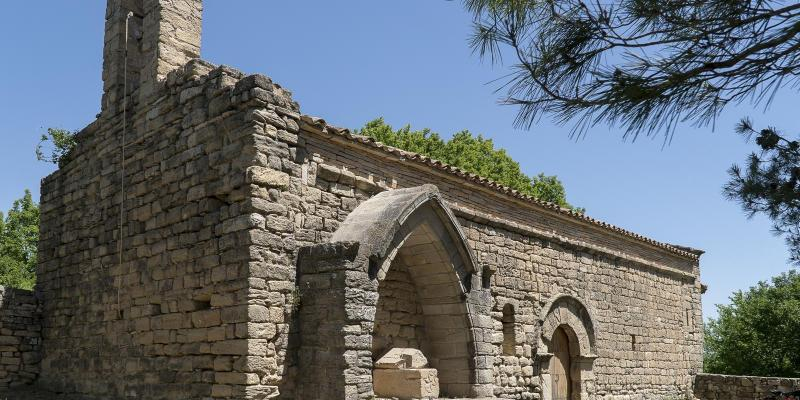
[0,1,795,320]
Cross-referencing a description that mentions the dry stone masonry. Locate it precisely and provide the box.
[4,0,765,399]
[0,287,40,389]
[694,374,800,400]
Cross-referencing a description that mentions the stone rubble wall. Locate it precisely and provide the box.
[0,286,41,389]
[372,258,427,358]
[465,220,701,400]
[38,60,297,399]
[299,124,699,276]
[695,373,800,400]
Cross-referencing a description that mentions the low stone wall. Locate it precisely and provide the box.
[0,286,41,388]
[695,373,800,400]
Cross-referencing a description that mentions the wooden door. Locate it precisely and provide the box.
[550,327,572,400]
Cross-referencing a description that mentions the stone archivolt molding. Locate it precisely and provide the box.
[537,294,599,357]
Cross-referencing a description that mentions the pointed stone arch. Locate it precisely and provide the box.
[331,184,477,289]
[297,185,493,399]
[537,295,599,400]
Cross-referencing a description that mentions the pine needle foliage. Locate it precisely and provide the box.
[465,0,800,141]
[356,118,580,210]
[725,120,800,263]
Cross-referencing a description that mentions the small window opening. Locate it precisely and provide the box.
[194,299,212,311]
[482,266,493,289]
[502,304,516,356]
[630,334,636,350]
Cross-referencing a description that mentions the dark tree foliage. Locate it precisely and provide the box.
[725,120,800,263]
[356,118,581,210]
[465,0,800,140]
[704,270,800,377]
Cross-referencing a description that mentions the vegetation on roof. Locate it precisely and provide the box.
[356,118,581,211]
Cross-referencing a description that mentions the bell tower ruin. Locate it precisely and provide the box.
[101,0,203,114]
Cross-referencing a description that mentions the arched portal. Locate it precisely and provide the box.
[370,215,475,397]
[537,295,599,400]
[297,185,493,399]
[333,184,480,397]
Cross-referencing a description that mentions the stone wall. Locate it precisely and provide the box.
[373,258,427,358]
[277,115,704,399]
[695,373,800,400]
[462,220,702,399]
[40,56,704,399]
[38,60,298,399]
[0,286,41,388]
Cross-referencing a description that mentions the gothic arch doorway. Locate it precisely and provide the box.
[333,184,483,397]
[369,209,475,397]
[297,185,494,399]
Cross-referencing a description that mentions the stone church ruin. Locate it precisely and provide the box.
[0,0,746,399]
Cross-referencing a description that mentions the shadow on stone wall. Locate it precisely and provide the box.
[0,286,41,389]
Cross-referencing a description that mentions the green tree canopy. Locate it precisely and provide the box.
[36,127,77,167]
[0,190,39,290]
[704,270,800,377]
[356,118,579,210]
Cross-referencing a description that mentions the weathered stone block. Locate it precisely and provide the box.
[246,166,290,188]
[373,368,440,399]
